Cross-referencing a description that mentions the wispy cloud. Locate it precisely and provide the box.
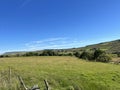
[24,37,84,51]
[0,38,98,54]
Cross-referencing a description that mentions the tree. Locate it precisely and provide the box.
[41,50,58,56]
[74,52,81,58]
[0,55,4,58]
[94,49,111,62]
[80,51,93,60]
[96,54,112,62]
[93,49,106,60]
[74,49,112,63]
[24,52,39,56]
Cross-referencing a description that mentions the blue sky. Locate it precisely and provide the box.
[0,0,120,53]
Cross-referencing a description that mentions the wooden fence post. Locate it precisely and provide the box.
[18,76,28,90]
[8,67,11,90]
[44,79,50,90]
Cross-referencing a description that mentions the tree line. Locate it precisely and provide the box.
[0,49,112,63]
[0,50,73,57]
[74,49,112,63]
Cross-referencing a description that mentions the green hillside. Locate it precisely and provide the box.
[74,39,120,53]
[3,39,120,56]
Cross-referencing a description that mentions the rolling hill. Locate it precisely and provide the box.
[76,39,120,53]
[3,39,120,56]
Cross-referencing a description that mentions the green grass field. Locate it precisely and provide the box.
[0,56,120,90]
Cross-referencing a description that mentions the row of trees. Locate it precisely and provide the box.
[23,50,73,56]
[74,49,112,63]
[0,50,73,57]
[0,55,9,58]
[0,49,112,63]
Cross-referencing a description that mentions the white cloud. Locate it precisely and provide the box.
[0,38,96,54]
[24,37,84,51]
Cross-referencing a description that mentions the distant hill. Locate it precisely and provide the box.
[3,51,26,55]
[75,39,120,53]
[3,39,120,55]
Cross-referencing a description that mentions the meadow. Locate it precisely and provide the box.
[0,56,120,90]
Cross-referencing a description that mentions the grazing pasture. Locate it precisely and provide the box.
[0,56,120,90]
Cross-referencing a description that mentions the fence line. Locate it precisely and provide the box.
[0,67,51,90]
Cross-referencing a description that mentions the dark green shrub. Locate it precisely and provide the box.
[68,53,73,56]
[80,51,93,60]
[74,52,81,58]
[96,54,112,62]
[25,52,35,56]
[94,49,106,59]
[0,55,4,58]
[74,49,112,63]
[116,52,120,57]
[41,50,58,56]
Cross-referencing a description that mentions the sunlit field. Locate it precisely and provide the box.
[0,56,120,90]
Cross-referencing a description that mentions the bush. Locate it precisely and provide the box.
[94,49,106,60]
[41,50,58,56]
[96,54,112,62]
[0,55,4,58]
[80,51,93,60]
[74,52,81,58]
[74,49,112,63]
[66,86,74,90]
[25,52,36,56]
[116,52,120,57]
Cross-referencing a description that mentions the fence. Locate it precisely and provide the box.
[0,67,50,90]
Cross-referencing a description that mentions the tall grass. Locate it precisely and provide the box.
[0,56,120,90]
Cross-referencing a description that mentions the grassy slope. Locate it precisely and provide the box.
[0,56,120,90]
[77,39,120,53]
